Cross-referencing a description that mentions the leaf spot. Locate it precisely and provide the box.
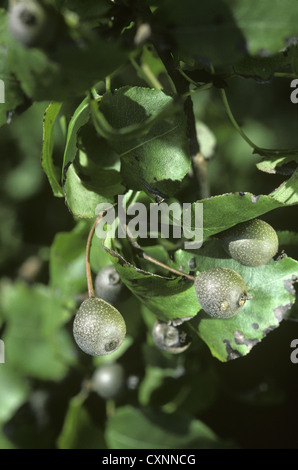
[223,339,243,361]
[274,303,293,322]
[251,195,260,203]
[233,330,260,352]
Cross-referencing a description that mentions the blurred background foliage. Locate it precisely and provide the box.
[0,0,298,450]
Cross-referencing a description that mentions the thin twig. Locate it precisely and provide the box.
[86,214,103,298]
[142,252,195,281]
[125,224,195,281]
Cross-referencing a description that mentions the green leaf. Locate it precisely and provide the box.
[63,150,125,218]
[190,192,290,240]
[0,368,29,424]
[155,0,298,67]
[103,239,198,321]
[61,97,90,180]
[257,156,298,175]
[89,229,119,275]
[0,281,76,380]
[174,239,298,362]
[270,168,298,205]
[234,53,292,81]
[49,221,90,299]
[230,0,298,56]
[0,9,29,127]
[57,0,111,21]
[92,86,191,198]
[78,123,121,171]
[155,0,245,66]
[277,231,298,260]
[8,26,127,101]
[0,429,17,449]
[139,343,219,415]
[42,102,64,197]
[105,405,233,449]
[57,393,106,449]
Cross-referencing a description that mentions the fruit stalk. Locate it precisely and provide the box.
[86,214,103,298]
[142,252,195,281]
[126,225,195,281]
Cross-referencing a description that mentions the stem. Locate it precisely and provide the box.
[183,82,213,98]
[106,399,116,419]
[125,225,195,281]
[131,57,163,90]
[86,214,103,298]
[142,252,195,281]
[105,75,111,93]
[274,72,298,78]
[220,87,298,157]
[220,88,259,151]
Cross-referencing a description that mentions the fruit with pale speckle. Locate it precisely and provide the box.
[220,218,278,267]
[194,267,248,318]
[73,297,126,356]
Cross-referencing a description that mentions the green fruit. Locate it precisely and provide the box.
[194,267,248,318]
[92,363,126,400]
[73,297,126,356]
[152,320,192,354]
[8,0,59,48]
[95,265,128,305]
[220,218,279,267]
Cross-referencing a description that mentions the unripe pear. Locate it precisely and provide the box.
[194,267,248,318]
[73,297,126,356]
[220,219,278,267]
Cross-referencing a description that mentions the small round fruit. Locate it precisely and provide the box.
[194,267,248,318]
[95,265,128,304]
[92,363,125,400]
[152,320,192,354]
[73,297,126,356]
[8,0,58,48]
[220,218,278,267]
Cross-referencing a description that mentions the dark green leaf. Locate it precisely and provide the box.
[61,97,90,180]
[92,87,191,198]
[0,281,76,380]
[0,9,29,127]
[42,102,64,197]
[270,168,298,205]
[139,343,219,415]
[57,0,111,21]
[49,221,90,299]
[105,405,233,449]
[234,53,291,81]
[257,156,298,175]
[190,192,289,240]
[57,393,106,449]
[155,0,245,66]
[63,150,125,218]
[0,368,29,424]
[8,27,127,101]
[230,0,298,56]
[155,0,298,67]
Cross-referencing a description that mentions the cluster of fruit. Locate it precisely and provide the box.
[73,218,279,357]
